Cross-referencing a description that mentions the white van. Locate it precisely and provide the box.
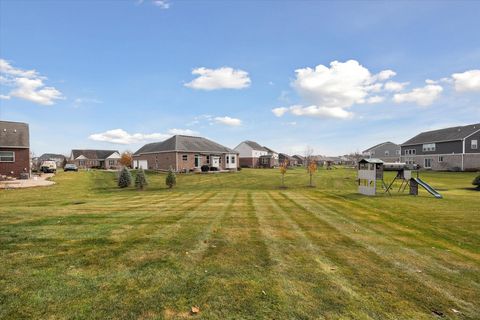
[40,160,57,173]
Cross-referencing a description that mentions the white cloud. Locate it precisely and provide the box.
[152,0,170,9]
[89,129,172,145]
[213,116,242,126]
[167,128,198,136]
[289,105,353,119]
[451,69,480,92]
[0,59,63,105]
[393,84,443,106]
[272,107,289,117]
[277,60,393,119]
[0,94,10,100]
[384,81,409,92]
[185,67,251,90]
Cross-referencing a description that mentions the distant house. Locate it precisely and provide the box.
[38,153,66,168]
[401,123,480,171]
[292,155,305,166]
[362,142,401,163]
[133,135,238,172]
[70,149,120,169]
[0,120,30,178]
[279,153,297,167]
[234,140,277,168]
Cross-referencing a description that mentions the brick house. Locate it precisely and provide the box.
[279,153,298,167]
[362,141,401,162]
[234,141,278,168]
[0,120,30,178]
[401,123,480,171]
[70,150,120,169]
[133,135,238,172]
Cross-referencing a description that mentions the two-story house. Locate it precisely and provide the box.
[234,140,277,168]
[362,141,401,163]
[401,123,480,171]
[0,120,30,178]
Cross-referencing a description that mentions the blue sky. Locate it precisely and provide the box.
[1,0,479,156]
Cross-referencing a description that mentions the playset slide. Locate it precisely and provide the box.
[413,177,443,199]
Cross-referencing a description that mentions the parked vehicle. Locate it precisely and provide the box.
[40,160,57,173]
[64,164,78,172]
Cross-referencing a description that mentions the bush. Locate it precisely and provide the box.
[209,167,218,171]
[118,167,132,188]
[237,167,242,171]
[135,168,148,190]
[166,167,176,189]
[473,175,480,189]
[201,165,210,172]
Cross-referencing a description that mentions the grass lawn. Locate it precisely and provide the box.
[1,167,479,319]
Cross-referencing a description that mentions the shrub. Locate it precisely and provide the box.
[135,168,148,190]
[473,175,480,189]
[166,167,176,189]
[201,165,210,172]
[118,167,132,188]
[209,167,218,171]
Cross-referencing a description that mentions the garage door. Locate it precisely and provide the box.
[135,160,148,169]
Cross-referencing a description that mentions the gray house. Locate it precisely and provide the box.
[401,123,480,171]
[362,142,401,162]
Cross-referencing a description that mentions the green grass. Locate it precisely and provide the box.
[1,168,479,319]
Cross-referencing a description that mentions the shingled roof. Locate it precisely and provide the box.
[402,123,480,145]
[39,153,66,160]
[241,140,268,151]
[362,141,398,153]
[71,149,119,160]
[0,121,29,148]
[134,135,236,155]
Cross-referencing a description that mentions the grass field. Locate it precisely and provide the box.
[1,168,479,319]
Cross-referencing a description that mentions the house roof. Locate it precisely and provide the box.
[362,141,399,153]
[279,153,293,159]
[402,123,480,145]
[263,146,277,154]
[239,140,268,151]
[71,149,119,160]
[39,153,66,160]
[292,155,305,160]
[0,120,29,148]
[134,135,236,155]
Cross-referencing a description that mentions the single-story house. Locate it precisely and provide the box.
[0,120,30,178]
[70,149,120,169]
[234,140,278,168]
[401,123,480,171]
[292,155,305,166]
[279,153,297,167]
[133,135,238,172]
[362,141,401,163]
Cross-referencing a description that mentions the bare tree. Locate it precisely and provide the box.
[304,146,314,167]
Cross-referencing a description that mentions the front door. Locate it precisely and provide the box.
[212,156,220,168]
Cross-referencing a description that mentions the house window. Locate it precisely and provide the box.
[0,151,14,162]
[79,160,85,166]
[404,149,416,155]
[109,160,115,165]
[182,155,188,161]
[424,158,432,168]
[438,156,444,162]
[423,143,436,152]
[206,155,210,163]
[231,156,235,164]
[194,155,200,167]
[385,151,389,156]
[472,140,478,150]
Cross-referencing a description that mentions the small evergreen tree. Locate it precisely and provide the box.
[135,168,148,190]
[166,167,176,189]
[473,175,480,190]
[118,167,132,188]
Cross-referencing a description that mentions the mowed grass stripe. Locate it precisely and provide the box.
[293,192,480,317]
[274,191,467,319]
[252,191,377,319]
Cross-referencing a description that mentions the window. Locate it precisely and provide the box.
[423,143,436,152]
[226,156,229,164]
[206,155,210,163]
[194,155,200,167]
[472,140,478,150]
[404,149,416,155]
[438,156,444,162]
[424,158,432,168]
[0,151,14,162]
[109,160,115,165]
[182,155,188,161]
[79,160,85,166]
[385,151,389,156]
[231,156,235,164]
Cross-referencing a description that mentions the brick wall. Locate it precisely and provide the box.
[0,147,30,178]
[134,152,236,171]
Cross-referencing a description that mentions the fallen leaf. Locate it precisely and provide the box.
[191,306,200,314]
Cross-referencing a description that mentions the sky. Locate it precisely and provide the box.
[1,0,479,157]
